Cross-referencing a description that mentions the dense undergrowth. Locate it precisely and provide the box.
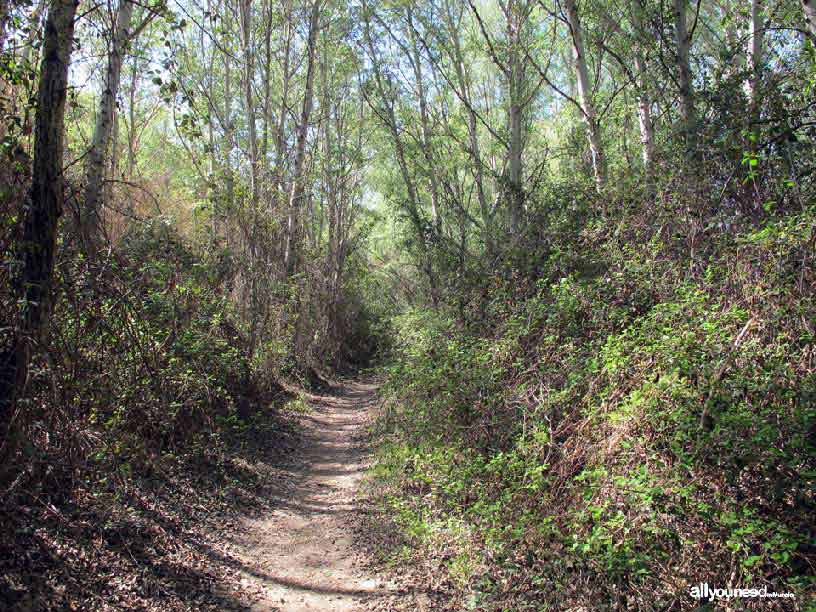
[369,193,816,610]
[0,205,374,608]
[2,219,277,486]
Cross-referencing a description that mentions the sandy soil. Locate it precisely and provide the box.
[226,380,394,612]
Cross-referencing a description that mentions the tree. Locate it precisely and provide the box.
[438,0,495,255]
[745,0,763,109]
[284,0,321,276]
[82,0,137,257]
[630,0,655,175]
[0,0,79,457]
[563,0,605,191]
[468,0,539,234]
[673,0,696,149]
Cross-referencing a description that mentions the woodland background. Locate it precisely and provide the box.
[1,0,815,608]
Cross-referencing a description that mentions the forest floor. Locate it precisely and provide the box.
[228,379,400,611]
[1,380,420,611]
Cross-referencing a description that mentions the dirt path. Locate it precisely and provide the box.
[227,380,392,611]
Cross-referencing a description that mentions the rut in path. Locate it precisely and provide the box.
[229,380,393,611]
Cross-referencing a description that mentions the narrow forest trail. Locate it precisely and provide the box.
[227,380,394,611]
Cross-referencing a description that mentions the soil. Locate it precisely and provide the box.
[227,380,396,611]
[0,379,408,612]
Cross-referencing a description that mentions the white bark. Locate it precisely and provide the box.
[238,0,258,207]
[362,0,438,305]
[564,0,605,191]
[126,48,138,181]
[443,0,493,254]
[19,0,47,69]
[83,0,135,253]
[275,0,293,199]
[508,80,523,233]
[673,0,696,146]
[0,0,9,52]
[223,8,235,223]
[506,0,526,233]
[631,0,655,173]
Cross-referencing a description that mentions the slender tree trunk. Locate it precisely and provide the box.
[407,7,441,233]
[507,53,523,234]
[720,1,738,78]
[362,0,438,306]
[320,44,339,348]
[0,0,79,457]
[201,0,219,241]
[237,0,262,360]
[12,0,48,139]
[443,0,494,256]
[0,0,10,144]
[83,0,135,257]
[503,0,531,234]
[261,0,273,163]
[126,50,139,183]
[564,0,605,191]
[745,0,763,108]
[284,0,320,277]
[223,13,234,235]
[0,1,6,50]
[238,0,258,207]
[274,0,292,201]
[107,106,118,216]
[631,0,655,176]
[19,0,48,69]
[673,0,697,150]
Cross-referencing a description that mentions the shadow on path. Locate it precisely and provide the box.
[217,379,396,611]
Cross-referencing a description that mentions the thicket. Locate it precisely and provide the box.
[364,13,816,603]
[372,184,815,610]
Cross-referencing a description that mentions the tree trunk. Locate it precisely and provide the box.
[284,0,320,276]
[107,106,118,215]
[673,0,697,150]
[564,0,605,191]
[407,7,441,233]
[443,0,494,256]
[260,0,273,165]
[238,0,258,207]
[237,0,262,360]
[503,0,532,234]
[745,0,763,108]
[0,0,9,143]
[631,0,655,176]
[126,47,139,183]
[9,0,47,144]
[19,0,48,69]
[362,0,438,305]
[83,0,135,257]
[0,0,78,457]
[222,6,235,237]
[507,51,523,234]
[274,0,293,202]
[0,0,9,51]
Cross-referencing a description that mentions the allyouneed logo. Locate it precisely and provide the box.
[689,582,795,601]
